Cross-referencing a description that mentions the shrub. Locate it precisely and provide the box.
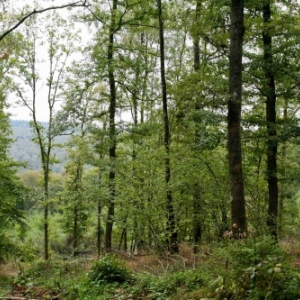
[222,236,300,300]
[127,268,205,300]
[89,254,131,285]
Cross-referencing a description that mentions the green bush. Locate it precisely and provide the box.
[209,236,300,300]
[89,254,131,285]
[127,269,205,300]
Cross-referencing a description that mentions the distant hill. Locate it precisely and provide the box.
[9,120,69,173]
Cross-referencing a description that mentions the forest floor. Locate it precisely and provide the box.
[0,245,208,299]
[1,239,300,299]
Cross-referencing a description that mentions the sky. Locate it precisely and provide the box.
[6,0,89,121]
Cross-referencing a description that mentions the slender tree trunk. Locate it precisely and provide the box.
[29,40,50,260]
[131,89,139,253]
[263,2,278,238]
[71,162,82,255]
[278,100,287,237]
[118,226,128,251]
[228,0,247,238]
[73,206,78,253]
[97,150,105,257]
[39,140,51,260]
[157,0,178,254]
[97,200,102,257]
[33,94,50,260]
[42,141,52,260]
[193,188,202,251]
[105,0,118,250]
[44,188,49,260]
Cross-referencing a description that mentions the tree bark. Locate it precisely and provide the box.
[262,3,278,239]
[105,0,118,250]
[228,0,247,238]
[192,0,203,252]
[157,0,178,253]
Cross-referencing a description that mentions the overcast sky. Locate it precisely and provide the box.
[6,0,89,121]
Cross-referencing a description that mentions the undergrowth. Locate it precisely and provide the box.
[1,237,300,300]
[0,275,11,297]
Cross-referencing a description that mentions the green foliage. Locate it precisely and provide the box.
[230,237,300,300]
[206,237,300,300]
[0,103,26,261]
[0,234,21,261]
[12,259,92,300]
[14,260,67,287]
[89,255,131,285]
[129,269,205,300]
[0,275,11,297]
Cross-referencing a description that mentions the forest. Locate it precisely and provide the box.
[1,0,300,299]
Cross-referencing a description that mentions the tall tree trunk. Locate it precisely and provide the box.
[263,3,278,239]
[29,39,50,260]
[39,131,50,260]
[33,90,50,260]
[157,0,178,254]
[105,0,118,250]
[192,0,202,252]
[193,0,201,72]
[228,0,247,238]
[41,127,52,260]
[37,129,51,260]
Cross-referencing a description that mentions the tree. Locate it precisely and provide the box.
[262,2,278,238]
[0,14,26,259]
[243,0,300,236]
[90,0,152,250]
[228,0,247,237]
[12,12,78,259]
[191,0,203,251]
[62,137,90,254]
[58,69,100,254]
[0,90,25,260]
[104,0,118,250]
[157,0,178,253]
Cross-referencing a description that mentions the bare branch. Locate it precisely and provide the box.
[0,1,89,42]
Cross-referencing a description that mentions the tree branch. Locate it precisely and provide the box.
[0,1,89,42]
